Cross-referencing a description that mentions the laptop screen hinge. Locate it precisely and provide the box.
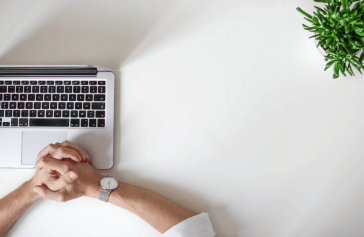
[0,67,98,77]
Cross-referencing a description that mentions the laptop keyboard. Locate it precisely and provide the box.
[0,80,106,128]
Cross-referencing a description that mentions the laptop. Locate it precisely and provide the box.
[0,65,114,169]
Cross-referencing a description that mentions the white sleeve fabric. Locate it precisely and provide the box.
[163,213,216,237]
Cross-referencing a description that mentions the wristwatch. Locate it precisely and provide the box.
[98,176,119,202]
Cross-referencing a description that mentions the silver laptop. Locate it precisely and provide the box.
[0,65,114,169]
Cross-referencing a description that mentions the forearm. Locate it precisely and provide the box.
[0,181,39,237]
[88,181,197,233]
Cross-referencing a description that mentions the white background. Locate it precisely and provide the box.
[1,0,364,236]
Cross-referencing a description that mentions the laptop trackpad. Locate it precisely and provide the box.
[22,131,68,165]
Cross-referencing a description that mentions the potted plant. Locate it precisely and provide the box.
[297,0,364,78]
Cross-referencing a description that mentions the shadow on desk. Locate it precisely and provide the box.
[106,170,241,237]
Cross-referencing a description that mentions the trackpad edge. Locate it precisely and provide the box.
[22,131,68,165]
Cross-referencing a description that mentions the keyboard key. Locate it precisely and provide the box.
[19,118,28,126]
[34,102,41,109]
[52,94,60,101]
[45,94,51,101]
[13,110,20,117]
[97,119,105,127]
[64,81,71,85]
[71,110,78,117]
[58,102,65,109]
[90,86,97,93]
[3,122,9,126]
[61,94,68,101]
[24,86,31,93]
[4,94,10,101]
[16,86,23,93]
[1,102,8,109]
[50,102,57,109]
[77,94,84,101]
[72,81,80,85]
[30,110,37,117]
[22,81,29,85]
[62,110,69,117]
[41,86,47,93]
[83,102,90,110]
[47,81,54,85]
[13,81,20,85]
[54,110,61,117]
[0,86,6,93]
[38,81,46,85]
[69,94,76,101]
[98,81,106,85]
[55,81,63,85]
[89,81,97,85]
[5,81,12,85]
[21,110,28,117]
[79,111,86,117]
[82,86,88,93]
[49,86,56,93]
[20,94,27,101]
[70,119,79,127]
[81,81,88,85]
[0,81,3,85]
[38,110,45,117]
[11,118,18,126]
[87,111,94,117]
[10,102,16,109]
[67,102,74,109]
[0,110,3,117]
[36,94,43,101]
[30,119,69,127]
[46,110,53,117]
[28,94,35,101]
[26,102,33,109]
[42,102,49,109]
[86,94,93,101]
[32,86,39,93]
[0,94,2,101]
[94,94,105,101]
[81,119,88,127]
[5,110,12,117]
[98,86,106,93]
[12,94,19,101]
[92,103,105,110]
[73,86,80,93]
[8,86,15,93]
[57,86,64,93]
[17,102,25,109]
[96,111,105,118]
[30,81,37,85]
[75,102,82,109]
[65,86,72,93]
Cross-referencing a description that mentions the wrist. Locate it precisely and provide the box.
[23,181,41,202]
[85,172,104,199]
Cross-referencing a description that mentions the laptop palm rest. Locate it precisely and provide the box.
[22,131,68,165]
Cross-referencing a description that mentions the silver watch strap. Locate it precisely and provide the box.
[99,189,111,202]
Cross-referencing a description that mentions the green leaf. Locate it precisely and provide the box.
[334,62,340,78]
[325,60,335,70]
[297,7,313,19]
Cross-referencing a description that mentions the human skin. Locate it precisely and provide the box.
[0,141,197,236]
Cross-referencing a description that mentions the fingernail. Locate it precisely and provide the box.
[69,172,78,180]
[34,187,40,193]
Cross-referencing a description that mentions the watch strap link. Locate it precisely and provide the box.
[99,189,111,202]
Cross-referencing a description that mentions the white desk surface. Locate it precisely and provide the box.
[1,0,364,236]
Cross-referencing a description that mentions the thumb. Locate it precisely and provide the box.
[34,185,67,202]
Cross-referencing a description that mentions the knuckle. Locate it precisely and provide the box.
[58,147,67,153]
[62,140,70,145]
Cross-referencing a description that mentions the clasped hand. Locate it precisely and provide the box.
[29,141,103,202]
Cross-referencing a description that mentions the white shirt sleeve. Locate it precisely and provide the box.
[163,213,216,237]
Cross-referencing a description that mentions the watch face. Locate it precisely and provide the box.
[100,177,118,190]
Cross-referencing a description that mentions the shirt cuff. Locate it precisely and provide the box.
[163,213,216,237]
